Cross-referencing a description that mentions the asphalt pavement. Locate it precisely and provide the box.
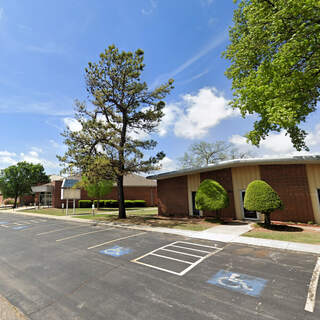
[0,211,319,320]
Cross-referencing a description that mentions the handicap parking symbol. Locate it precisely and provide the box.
[208,270,267,297]
[12,226,29,230]
[99,245,132,257]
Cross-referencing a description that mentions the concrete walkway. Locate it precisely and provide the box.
[3,209,320,255]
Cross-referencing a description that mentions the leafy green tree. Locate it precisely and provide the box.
[75,175,113,213]
[178,141,252,168]
[58,45,174,219]
[224,0,320,151]
[0,162,49,208]
[244,180,283,226]
[195,179,229,215]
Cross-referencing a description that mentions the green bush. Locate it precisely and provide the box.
[79,200,92,208]
[195,179,229,211]
[244,180,283,225]
[132,200,146,207]
[80,199,146,208]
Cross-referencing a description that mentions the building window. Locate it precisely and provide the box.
[318,189,320,206]
[191,191,200,216]
[241,190,258,220]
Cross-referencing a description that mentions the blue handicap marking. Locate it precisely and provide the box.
[208,270,267,297]
[99,245,132,257]
[0,221,9,225]
[12,226,29,230]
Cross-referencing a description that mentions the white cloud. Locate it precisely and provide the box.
[49,140,61,148]
[142,0,157,15]
[0,151,16,157]
[229,124,320,158]
[63,118,82,132]
[0,148,59,172]
[158,156,177,173]
[128,128,150,140]
[160,87,239,139]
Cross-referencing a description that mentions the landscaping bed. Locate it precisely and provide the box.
[243,223,320,244]
[75,212,222,231]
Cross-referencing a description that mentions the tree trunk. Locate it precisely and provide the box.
[13,195,19,209]
[264,212,271,226]
[117,175,126,219]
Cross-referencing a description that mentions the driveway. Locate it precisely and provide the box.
[0,211,319,319]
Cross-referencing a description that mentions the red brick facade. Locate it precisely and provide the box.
[200,168,236,219]
[260,164,314,223]
[156,163,317,222]
[157,176,189,217]
[51,180,157,208]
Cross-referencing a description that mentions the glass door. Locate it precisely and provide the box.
[192,192,200,217]
[241,191,258,219]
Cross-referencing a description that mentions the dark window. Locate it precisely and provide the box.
[192,192,200,216]
[241,191,258,219]
[318,189,320,205]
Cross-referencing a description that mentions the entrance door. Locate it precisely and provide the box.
[192,192,200,216]
[241,191,258,219]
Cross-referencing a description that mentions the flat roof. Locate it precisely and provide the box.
[147,155,320,180]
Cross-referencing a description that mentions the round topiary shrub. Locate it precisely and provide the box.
[195,179,229,212]
[244,180,283,226]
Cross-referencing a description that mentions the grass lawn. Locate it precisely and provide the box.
[75,210,221,231]
[243,223,320,245]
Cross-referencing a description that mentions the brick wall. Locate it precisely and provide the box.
[200,168,236,219]
[157,176,189,217]
[52,180,157,208]
[260,164,314,223]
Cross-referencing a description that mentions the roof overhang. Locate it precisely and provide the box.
[147,155,320,180]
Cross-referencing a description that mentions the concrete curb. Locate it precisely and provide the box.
[0,294,28,320]
[7,210,320,255]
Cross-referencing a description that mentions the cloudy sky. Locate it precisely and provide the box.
[0,0,319,174]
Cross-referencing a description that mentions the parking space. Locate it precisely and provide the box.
[132,241,223,276]
[0,211,319,319]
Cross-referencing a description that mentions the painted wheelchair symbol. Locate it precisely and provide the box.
[100,245,132,257]
[218,273,253,291]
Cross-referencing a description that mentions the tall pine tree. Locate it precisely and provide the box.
[59,45,174,218]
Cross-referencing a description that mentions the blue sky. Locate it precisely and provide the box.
[0,0,319,174]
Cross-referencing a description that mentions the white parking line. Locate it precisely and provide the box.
[88,232,146,250]
[170,244,211,254]
[132,241,223,276]
[37,225,85,236]
[177,241,218,249]
[305,257,320,313]
[151,253,193,265]
[161,248,203,258]
[56,227,115,242]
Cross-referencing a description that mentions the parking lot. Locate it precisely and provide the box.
[0,211,319,320]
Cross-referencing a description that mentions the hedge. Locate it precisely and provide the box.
[79,199,146,208]
[244,180,283,213]
[195,179,229,211]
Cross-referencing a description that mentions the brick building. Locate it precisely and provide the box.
[148,156,320,224]
[32,174,157,208]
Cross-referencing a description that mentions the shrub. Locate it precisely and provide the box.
[132,200,146,207]
[244,180,283,226]
[195,179,229,212]
[79,200,92,208]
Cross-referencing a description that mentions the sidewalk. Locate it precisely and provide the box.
[4,209,320,255]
